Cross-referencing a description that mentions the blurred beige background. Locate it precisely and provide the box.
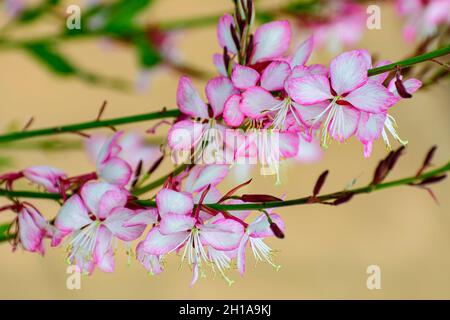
[0,0,449,299]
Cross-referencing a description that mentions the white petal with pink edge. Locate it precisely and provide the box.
[81,181,126,217]
[176,76,209,119]
[223,94,245,127]
[291,36,314,67]
[329,50,368,95]
[167,119,204,151]
[159,213,196,235]
[250,21,291,64]
[328,106,360,142]
[287,75,332,105]
[200,219,244,251]
[231,65,260,90]
[217,14,237,54]
[156,188,194,217]
[345,82,397,113]
[260,61,290,91]
[103,207,146,241]
[141,227,189,255]
[55,194,91,232]
[240,86,280,119]
[205,76,237,116]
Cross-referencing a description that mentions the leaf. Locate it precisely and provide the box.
[24,43,76,75]
[103,0,153,33]
[18,0,61,24]
[134,35,162,67]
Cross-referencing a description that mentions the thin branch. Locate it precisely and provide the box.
[0,109,180,144]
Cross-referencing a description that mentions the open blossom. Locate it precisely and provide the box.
[168,75,237,163]
[287,50,398,148]
[396,0,450,42]
[139,185,245,286]
[236,210,285,275]
[356,73,422,157]
[53,181,149,273]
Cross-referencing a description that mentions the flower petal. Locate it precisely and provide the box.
[159,213,196,235]
[81,181,127,217]
[240,86,281,119]
[292,101,329,128]
[279,132,300,158]
[93,225,115,272]
[99,157,132,187]
[217,14,237,54]
[260,61,290,91]
[167,119,204,151]
[287,75,332,105]
[200,219,244,251]
[251,20,291,64]
[205,76,237,116]
[328,106,360,142]
[185,164,229,193]
[123,208,158,227]
[18,206,47,254]
[140,226,188,255]
[156,188,194,217]
[97,188,128,219]
[345,81,397,112]
[55,194,91,233]
[249,213,285,238]
[237,233,249,275]
[329,50,368,95]
[213,53,228,76]
[231,65,260,90]
[103,207,146,241]
[223,94,245,127]
[291,36,314,67]
[176,76,209,118]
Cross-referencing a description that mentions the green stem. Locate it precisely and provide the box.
[0,160,448,242]
[367,45,450,76]
[0,109,180,144]
[0,160,447,211]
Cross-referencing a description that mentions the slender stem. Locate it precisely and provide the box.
[0,161,447,210]
[0,109,180,144]
[367,45,450,76]
[0,46,448,145]
[0,160,448,242]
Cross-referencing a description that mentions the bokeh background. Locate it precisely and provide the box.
[0,0,449,299]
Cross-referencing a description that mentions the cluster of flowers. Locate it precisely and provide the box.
[1,131,285,286]
[169,12,422,178]
[0,10,425,285]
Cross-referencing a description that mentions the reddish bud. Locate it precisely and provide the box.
[313,170,329,196]
[270,222,285,239]
[240,194,283,202]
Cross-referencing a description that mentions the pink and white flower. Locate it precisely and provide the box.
[53,181,149,273]
[288,50,397,147]
[168,75,237,163]
[236,210,285,275]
